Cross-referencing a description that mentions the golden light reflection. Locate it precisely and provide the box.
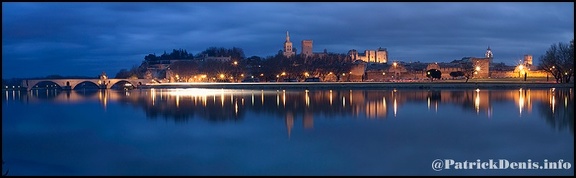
[176,94,180,108]
[349,90,353,105]
[551,94,555,114]
[519,88,524,116]
[427,97,430,110]
[329,90,333,106]
[342,96,346,108]
[221,90,225,107]
[475,89,480,114]
[235,101,238,116]
[251,92,255,106]
[230,92,234,105]
[283,90,286,107]
[305,90,310,107]
[98,90,108,110]
[261,90,264,105]
[203,95,207,107]
[276,91,280,107]
[383,97,387,115]
[285,111,294,139]
[393,97,397,117]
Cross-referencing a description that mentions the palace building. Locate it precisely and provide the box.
[348,48,388,63]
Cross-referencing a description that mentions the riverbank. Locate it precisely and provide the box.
[142,81,573,90]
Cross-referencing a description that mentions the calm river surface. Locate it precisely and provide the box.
[2,88,573,176]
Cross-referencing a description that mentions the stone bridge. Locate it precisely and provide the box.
[21,78,157,92]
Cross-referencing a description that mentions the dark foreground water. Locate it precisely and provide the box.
[2,88,574,176]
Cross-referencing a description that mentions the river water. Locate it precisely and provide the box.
[2,88,573,175]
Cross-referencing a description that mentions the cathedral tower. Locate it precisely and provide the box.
[283,31,295,57]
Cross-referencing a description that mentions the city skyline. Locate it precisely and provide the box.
[2,2,574,78]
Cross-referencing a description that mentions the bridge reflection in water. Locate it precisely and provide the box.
[3,87,573,135]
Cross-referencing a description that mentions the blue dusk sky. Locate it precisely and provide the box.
[2,2,574,78]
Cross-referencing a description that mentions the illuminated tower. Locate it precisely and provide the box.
[301,40,313,58]
[283,31,295,58]
[485,46,493,59]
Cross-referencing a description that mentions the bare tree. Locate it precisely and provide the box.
[460,60,487,83]
[539,40,574,83]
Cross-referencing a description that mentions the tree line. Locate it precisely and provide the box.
[115,46,355,82]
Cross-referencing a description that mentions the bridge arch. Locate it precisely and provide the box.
[72,81,100,90]
[27,80,63,90]
[107,80,137,89]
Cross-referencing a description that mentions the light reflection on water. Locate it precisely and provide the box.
[1,88,574,176]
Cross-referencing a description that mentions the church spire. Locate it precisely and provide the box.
[286,31,290,42]
[485,46,493,58]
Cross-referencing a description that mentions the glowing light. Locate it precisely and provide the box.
[475,66,481,71]
[393,97,397,117]
[551,94,555,114]
[305,90,310,107]
[221,90,225,107]
[427,97,430,110]
[176,94,180,108]
[349,90,353,105]
[235,102,238,115]
[329,90,333,106]
[475,92,480,114]
[220,74,225,79]
[519,89,524,116]
[282,90,286,107]
[168,88,234,97]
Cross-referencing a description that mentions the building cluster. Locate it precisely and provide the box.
[282,31,328,58]
[282,31,547,81]
[147,31,549,82]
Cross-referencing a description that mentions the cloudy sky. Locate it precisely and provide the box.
[2,2,574,78]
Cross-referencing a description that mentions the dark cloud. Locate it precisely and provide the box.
[2,2,573,78]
